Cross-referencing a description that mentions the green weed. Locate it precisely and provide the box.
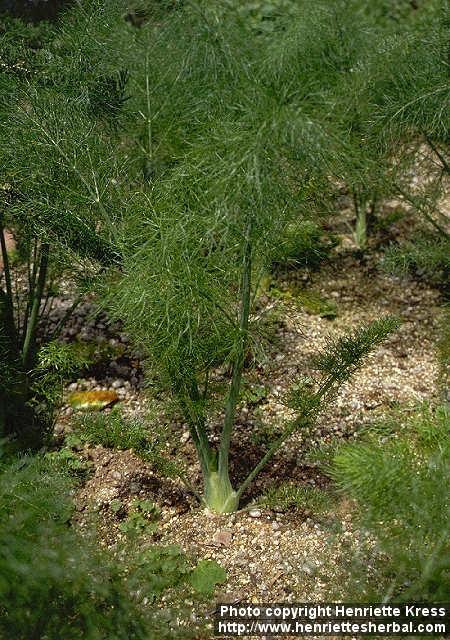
[73,408,182,478]
[0,454,183,639]
[329,403,450,601]
[118,499,160,536]
[258,482,335,516]
[74,408,151,451]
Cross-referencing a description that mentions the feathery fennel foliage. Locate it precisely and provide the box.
[0,1,133,446]
[321,0,449,249]
[0,455,153,639]
[94,1,401,511]
[2,0,433,509]
[365,0,450,251]
[330,404,450,601]
[382,232,450,288]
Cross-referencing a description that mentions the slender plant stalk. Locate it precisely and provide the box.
[353,190,367,250]
[49,295,82,340]
[424,133,450,175]
[236,420,301,501]
[0,216,15,323]
[145,53,153,162]
[179,382,212,476]
[236,314,401,501]
[13,268,23,337]
[395,184,450,239]
[40,276,60,337]
[218,221,252,478]
[190,420,213,474]
[202,369,209,402]
[40,278,55,323]
[190,378,213,462]
[22,239,39,345]
[22,243,50,369]
[186,419,209,473]
[236,375,335,501]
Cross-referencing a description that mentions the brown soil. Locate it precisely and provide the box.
[62,243,445,639]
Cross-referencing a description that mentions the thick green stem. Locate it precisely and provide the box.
[190,379,214,466]
[355,209,367,251]
[182,403,211,476]
[191,425,212,478]
[218,222,252,479]
[22,243,49,369]
[180,380,239,512]
[203,470,238,514]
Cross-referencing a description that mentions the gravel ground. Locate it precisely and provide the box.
[61,240,445,640]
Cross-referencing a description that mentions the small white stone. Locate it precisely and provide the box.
[249,509,261,518]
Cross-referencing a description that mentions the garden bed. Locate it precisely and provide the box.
[60,244,444,626]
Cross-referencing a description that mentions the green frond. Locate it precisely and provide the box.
[382,235,450,282]
[311,316,401,382]
[329,403,450,600]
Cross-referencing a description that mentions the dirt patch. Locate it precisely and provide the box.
[67,247,444,621]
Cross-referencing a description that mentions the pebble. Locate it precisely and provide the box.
[299,562,314,575]
[272,505,284,513]
[249,509,262,518]
[129,482,141,494]
[212,529,233,547]
[53,423,65,436]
